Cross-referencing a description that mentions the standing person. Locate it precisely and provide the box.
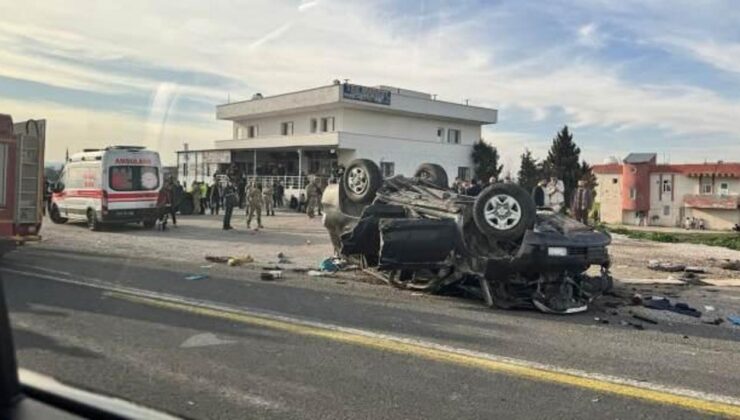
[532,180,546,208]
[191,181,201,215]
[199,182,208,215]
[276,181,285,207]
[466,179,482,196]
[305,177,321,218]
[222,180,237,230]
[172,181,183,224]
[163,178,177,226]
[546,176,565,213]
[245,182,263,229]
[209,179,222,215]
[262,183,275,216]
[238,176,247,209]
[570,180,592,225]
[272,181,280,209]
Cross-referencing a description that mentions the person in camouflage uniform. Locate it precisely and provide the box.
[305,176,322,218]
[262,183,275,216]
[245,181,263,229]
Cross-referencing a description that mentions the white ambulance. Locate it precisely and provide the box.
[50,146,162,230]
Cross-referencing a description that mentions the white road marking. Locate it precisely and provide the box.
[3,266,740,409]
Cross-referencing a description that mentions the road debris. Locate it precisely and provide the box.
[205,255,229,263]
[228,255,254,266]
[632,314,659,325]
[718,259,740,271]
[704,305,715,312]
[643,296,702,318]
[277,252,291,264]
[647,260,685,272]
[702,317,724,326]
[308,270,330,277]
[184,274,208,281]
[260,271,282,281]
[728,315,740,326]
[684,266,706,273]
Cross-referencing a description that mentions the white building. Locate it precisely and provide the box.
[176,82,497,190]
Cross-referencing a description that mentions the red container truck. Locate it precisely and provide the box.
[0,114,46,257]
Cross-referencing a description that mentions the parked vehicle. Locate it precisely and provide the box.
[50,146,162,230]
[322,159,612,314]
[0,114,45,256]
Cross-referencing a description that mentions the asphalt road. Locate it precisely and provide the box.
[1,247,739,419]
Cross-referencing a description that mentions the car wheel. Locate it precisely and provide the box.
[86,209,101,231]
[414,163,448,189]
[473,183,535,241]
[50,205,67,224]
[343,159,382,204]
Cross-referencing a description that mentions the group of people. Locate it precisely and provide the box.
[531,177,593,224]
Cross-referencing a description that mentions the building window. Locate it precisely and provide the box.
[447,129,461,144]
[701,182,712,194]
[236,126,246,139]
[247,125,258,138]
[380,162,395,177]
[437,127,444,141]
[629,188,637,200]
[0,143,6,207]
[611,178,618,184]
[458,166,471,181]
[662,179,672,192]
[719,182,729,196]
[321,117,335,132]
[663,205,670,216]
[281,121,294,136]
[310,118,318,133]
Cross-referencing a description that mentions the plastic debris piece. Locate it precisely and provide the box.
[704,305,715,312]
[319,257,340,273]
[185,274,208,281]
[227,255,254,267]
[728,315,740,326]
[702,317,724,326]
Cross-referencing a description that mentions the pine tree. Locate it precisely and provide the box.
[579,160,597,196]
[517,149,541,193]
[543,126,582,204]
[472,139,503,183]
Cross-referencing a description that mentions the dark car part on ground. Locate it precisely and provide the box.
[322,160,612,314]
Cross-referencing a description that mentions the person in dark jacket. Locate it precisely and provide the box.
[209,180,222,215]
[466,179,482,196]
[222,181,237,230]
[531,180,546,208]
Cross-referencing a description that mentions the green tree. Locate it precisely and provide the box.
[517,148,541,192]
[472,139,503,183]
[543,126,582,204]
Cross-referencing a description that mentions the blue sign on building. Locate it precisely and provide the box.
[342,84,391,105]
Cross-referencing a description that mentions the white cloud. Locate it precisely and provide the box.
[0,0,738,164]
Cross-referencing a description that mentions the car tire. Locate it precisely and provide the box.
[473,183,535,241]
[343,159,383,204]
[414,163,448,189]
[50,205,67,224]
[86,209,101,231]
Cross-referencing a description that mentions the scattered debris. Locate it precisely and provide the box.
[261,265,282,271]
[205,255,229,263]
[307,270,329,277]
[319,257,340,273]
[630,293,643,305]
[184,274,208,281]
[643,296,702,318]
[632,314,658,325]
[684,266,706,274]
[290,267,309,273]
[277,252,291,264]
[728,315,740,326]
[702,317,724,326]
[647,260,685,272]
[719,260,740,271]
[227,255,254,266]
[677,272,710,286]
[704,305,715,312]
[260,271,282,281]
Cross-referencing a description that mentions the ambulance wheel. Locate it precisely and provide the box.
[86,209,101,231]
[142,219,156,229]
[50,205,67,224]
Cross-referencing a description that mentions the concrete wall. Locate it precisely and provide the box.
[232,109,343,139]
[594,173,622,224]
[341,108,481,145]
[338,132,473,183]
[648,173,680,227]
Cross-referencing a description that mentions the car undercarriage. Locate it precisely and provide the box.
[321,159,612,314]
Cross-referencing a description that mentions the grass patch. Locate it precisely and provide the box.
[607,227,740,251]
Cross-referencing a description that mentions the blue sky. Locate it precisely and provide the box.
[0,0,738,169]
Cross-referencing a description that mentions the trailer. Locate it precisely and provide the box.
[0,114,46,256]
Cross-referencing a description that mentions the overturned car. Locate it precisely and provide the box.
[321,159,613,314]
